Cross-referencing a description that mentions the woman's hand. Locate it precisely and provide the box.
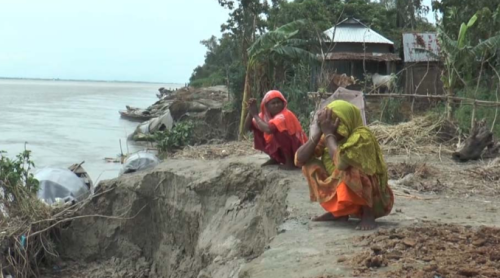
[317,108,340,135]
[247,98,259,116]
[309,116,322,142]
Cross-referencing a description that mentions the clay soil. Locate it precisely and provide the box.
[33,141,500,278]
[349,223,500,278]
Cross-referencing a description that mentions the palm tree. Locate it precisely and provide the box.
[238,19,318,139]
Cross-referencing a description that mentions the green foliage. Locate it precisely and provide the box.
[380,98,409,124]
[0,149,40,216]
[453,88,500,137]
[154,121,195,153]
[192,0,437,131]
[281,63,315,122]
[248,19,317,66]
[0,150,39,196]
[433,0,500,43]
[190,71,226,88]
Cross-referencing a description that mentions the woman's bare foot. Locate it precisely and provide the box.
[356,206,376,230]
[261,158,279,167]
[312,212,349,222]
[278,161,296,171]
[278,155,297,171]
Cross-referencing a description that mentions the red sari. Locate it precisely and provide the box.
[251,90,308,164]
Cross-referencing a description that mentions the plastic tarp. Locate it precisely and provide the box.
[120,152,160,175]
[35,168,90,205]
[137,110,174,135]
[310,88,367,135]
[149,110,174,132]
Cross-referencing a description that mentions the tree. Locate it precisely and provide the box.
[421,12,500,120]
[238,19,318,138]
[189,34,240,89]
[433,0,500,42]
[191,0,440,136]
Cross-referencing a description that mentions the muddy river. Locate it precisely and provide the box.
[0,79,181,182]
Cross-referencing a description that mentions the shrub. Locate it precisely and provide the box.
[0,149,39,214]
[154,121,195,153]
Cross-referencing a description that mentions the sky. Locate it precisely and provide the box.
[0,0,439,83]
[0,0,229,83]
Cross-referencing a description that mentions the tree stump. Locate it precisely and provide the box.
[452,119,499,162]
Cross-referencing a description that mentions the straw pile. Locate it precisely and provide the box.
[369,115,461,155]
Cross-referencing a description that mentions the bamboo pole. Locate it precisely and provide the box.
[238,64,252,140]
[307,92,500,108]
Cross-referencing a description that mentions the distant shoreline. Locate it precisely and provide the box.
[0,76,184,85]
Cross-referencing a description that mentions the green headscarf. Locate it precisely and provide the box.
[321,100,388,189]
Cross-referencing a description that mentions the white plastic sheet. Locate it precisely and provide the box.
[310,87,367,135]
[120,152,160,175]
[35,168,90,205]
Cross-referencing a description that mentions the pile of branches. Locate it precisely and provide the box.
[369,114,461,155]
[1,186,116,278]
[0,150,117,278]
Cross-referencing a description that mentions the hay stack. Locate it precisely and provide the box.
[369,114,460,155]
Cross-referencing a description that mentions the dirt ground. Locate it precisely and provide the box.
[38,141,500,278]
[240,153,500,278]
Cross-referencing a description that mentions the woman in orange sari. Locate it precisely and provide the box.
[244,90,308,170]
[295,100,393,230]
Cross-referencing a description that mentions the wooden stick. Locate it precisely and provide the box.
[308,92,500,107]
[28,204,147,238]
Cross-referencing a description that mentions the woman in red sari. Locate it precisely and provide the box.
[244,90,308,170]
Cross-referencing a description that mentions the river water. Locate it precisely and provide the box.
[0,79,182,182]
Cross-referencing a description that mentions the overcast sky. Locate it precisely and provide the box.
[0,0,439,83]
[0,0,228,83]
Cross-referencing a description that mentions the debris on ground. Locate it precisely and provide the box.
[453,119,500,162]
[387,162,444,193]
[387,162,433,180]
[171,140,258,160]
[465,158,500,184]
[347,222,500,278]
[124,86,238,142]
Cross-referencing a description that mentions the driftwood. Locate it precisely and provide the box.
[453,119,499,162]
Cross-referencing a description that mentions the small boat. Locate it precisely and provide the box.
[119,110,154,122]
[119,105,154,122]
[68,162,94,192]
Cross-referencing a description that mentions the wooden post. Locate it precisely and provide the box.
[238,64,252,140]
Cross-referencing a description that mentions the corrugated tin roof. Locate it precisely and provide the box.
[402,32,441,62]
[324,52,401,62]
[324,18,394,45]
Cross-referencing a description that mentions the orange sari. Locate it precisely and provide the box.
[300,137,394,218]
[252,90,307,164]
[297,100,393,219]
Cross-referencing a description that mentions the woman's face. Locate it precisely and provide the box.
[266,98,285,116]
